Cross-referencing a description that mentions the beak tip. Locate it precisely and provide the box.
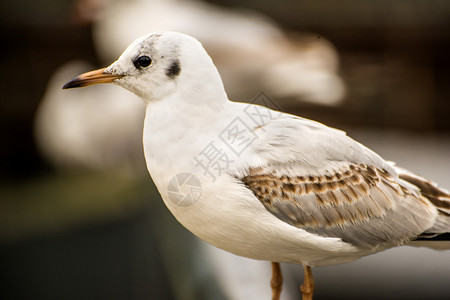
[62,76,85,90]
[62,80,76,90]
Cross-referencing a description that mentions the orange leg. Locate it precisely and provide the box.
[271,262,283,300]
[300,265,314,300]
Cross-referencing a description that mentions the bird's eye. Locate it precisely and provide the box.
[134,56,152,69]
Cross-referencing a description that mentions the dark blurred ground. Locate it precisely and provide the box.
[1,1,449,299]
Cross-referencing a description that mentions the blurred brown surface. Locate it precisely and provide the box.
[211,0,450,131]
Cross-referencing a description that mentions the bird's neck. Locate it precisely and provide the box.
[145,91,229,133]
[177,59,228,106]
[142,93,230,187]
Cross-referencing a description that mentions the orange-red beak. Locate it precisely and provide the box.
[62,68,124,89]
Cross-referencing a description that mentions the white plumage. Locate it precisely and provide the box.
[62,31,450,299]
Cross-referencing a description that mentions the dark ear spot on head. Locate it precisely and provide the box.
[166,59,181,79]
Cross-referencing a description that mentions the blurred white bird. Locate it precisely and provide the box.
[35,61,145,172]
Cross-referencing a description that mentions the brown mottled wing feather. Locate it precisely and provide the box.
[241,163,436,249]
[395,167,450,235]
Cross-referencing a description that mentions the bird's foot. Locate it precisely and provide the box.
[300,265,314,300]
[271,262,283,300]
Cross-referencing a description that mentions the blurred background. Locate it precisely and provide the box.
[1,0,449,299]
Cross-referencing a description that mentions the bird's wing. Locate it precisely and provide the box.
[236,112,437,248]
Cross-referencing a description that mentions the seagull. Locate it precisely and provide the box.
[35,61,146,171]
[63,32,450,300]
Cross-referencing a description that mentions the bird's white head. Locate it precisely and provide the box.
[63,31,227,104]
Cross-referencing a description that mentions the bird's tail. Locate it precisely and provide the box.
[394,167,450,243]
